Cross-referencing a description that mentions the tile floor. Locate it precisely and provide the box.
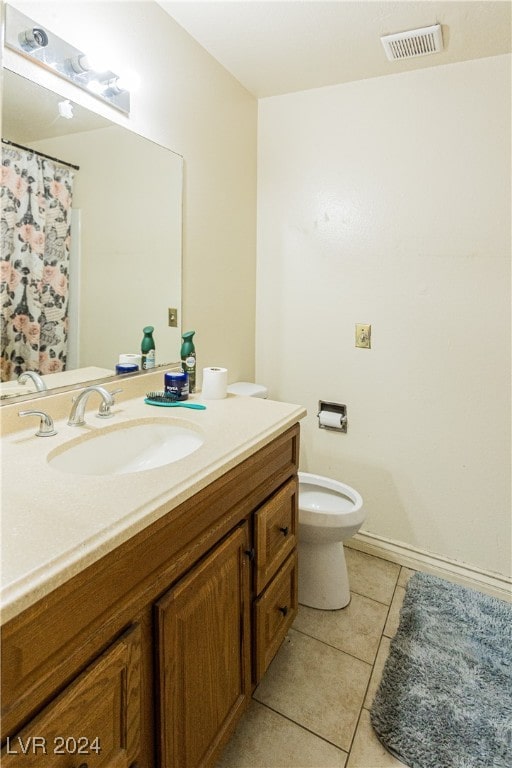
[216,547,412,768]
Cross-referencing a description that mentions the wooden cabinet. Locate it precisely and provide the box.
[156,525,251,768]
[1,625,141,767]
[1,424,300,768]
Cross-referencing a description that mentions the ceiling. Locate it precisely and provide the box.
[157,1,512,98]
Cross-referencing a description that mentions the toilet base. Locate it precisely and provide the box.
[298,540,351,610]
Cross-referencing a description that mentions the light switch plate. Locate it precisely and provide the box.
[168,308,178,327]
[355,323,371,348]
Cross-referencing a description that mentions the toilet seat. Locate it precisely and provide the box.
[298,472,364,531]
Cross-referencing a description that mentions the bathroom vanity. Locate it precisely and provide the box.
[0,379,305,767]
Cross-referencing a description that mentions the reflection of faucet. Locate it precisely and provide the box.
[18,371,47,392]
[68,385,116,427]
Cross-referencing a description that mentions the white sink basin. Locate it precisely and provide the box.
[48,419,204,476]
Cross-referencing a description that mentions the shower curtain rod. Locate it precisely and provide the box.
[1,138,80,171]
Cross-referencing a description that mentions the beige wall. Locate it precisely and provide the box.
[257,55,511,579]
[4,0,258,383]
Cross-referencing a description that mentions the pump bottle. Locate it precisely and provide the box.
[141,326,156,370]
[181,330,196,393]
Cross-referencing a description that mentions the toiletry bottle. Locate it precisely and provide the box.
[141,326,156,369]
[181,330,196,393]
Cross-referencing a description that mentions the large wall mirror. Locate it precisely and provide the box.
[1,68,183,402]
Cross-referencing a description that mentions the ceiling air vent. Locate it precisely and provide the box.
[381,24,443,61]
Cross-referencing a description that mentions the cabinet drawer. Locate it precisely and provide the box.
[0,624,141,767]
[254,477,297,594]
[254,551,298,682]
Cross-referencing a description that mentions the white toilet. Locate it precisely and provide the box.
[298,472,365,610]
[227,383,365,610]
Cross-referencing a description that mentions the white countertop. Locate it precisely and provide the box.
[0,378,306,624]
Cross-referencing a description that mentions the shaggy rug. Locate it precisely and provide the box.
[370,572,512,768]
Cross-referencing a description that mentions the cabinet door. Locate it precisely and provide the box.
[155,524,251,768]
[1,624,141,767]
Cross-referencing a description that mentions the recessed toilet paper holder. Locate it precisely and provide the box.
[317,401,348,432]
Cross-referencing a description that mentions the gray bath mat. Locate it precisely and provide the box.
[370,572,512,768]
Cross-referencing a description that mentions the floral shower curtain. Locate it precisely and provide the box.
[1,144,74,382]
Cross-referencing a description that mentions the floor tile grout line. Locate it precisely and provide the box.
[349,586,397,607]
[346,564,403,756]
[378,565,405,637]
[290,624,379,668]
[346,642,382,757]
[251,698,350,759]
[294,583,394,666]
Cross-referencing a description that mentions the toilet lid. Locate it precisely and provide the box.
[227,382,268,398]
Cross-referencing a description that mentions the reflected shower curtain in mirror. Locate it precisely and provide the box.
[1,144,74,382]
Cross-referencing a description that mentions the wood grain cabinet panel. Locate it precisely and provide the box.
[0,624,141,767]
[254,551,298,681]
[155,524,251,768]
[254,478,297,595]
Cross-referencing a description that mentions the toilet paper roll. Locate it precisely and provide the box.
[318,410,344,429]
[201,367,228,399]
[119,353,142,368]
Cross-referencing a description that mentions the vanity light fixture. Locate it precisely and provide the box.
[4,4,130,114]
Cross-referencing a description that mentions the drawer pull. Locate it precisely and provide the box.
[279,526,289,536]
[245,548,255,561]
[278,605,289,616]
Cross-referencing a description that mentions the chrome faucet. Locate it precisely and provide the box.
[19,409,57,436]
[18,371,47,392]
[68,385,118,427]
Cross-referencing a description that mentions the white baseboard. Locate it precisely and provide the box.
[346,530,512,602]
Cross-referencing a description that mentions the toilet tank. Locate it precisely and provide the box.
[227,382,268,398]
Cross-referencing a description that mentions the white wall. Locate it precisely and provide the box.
[4,0,257,382]
[257,55,511,579]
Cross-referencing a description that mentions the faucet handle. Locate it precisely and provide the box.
[19,409,57,437]
[97,388,123,419]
